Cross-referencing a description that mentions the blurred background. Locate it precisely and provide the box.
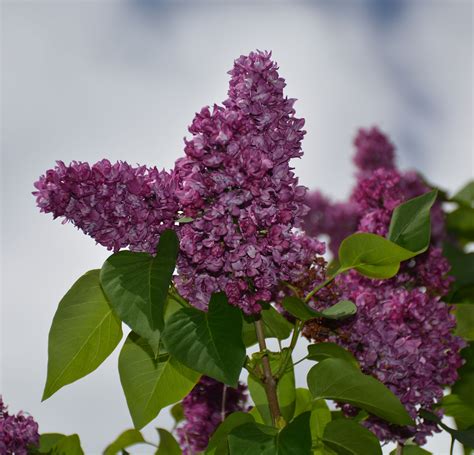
[1,0,472,453]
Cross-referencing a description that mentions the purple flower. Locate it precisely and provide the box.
[0,397,39,455]
[303,127,463,444]
[34,159,179,253]
[174,51,325,313]
[177,376,249,454]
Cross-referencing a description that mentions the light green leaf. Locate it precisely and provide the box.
[43,270,122,400]
[389,446,431,455]
[100,229,179,355]
[118,332,200,429]
[452,181,474,208]
[307,359,413,426]
[50,434,84,455]
[454,304,474,340]
[170,402,184,426]
[248,349,296,425]
[205,412,255,455]
[162,293,245,387]
[322,419,382,455]
[282,297,356,322]
[294,388,313,416]
[307,343,358,368]
[242,307,293,347]
[441,395,474,430]
[338,233,417,279]
[103,429,145,455]
[447,207,474,241]
[155,429,181,455]
[310,399,332,449]
[388,190,437,253]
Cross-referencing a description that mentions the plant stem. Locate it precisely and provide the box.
[254,318,282,427]
[396,442,404,455]
[304,275,335,303]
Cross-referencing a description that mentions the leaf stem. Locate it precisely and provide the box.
[396,442,404,455]
[304,275,335,303]
[292,355,307,367]
[254,318,282,427]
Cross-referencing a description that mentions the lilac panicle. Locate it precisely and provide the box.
[303,127,463,444]
[33,159,179,253]
[177,376,249,454]
[174,51,325,313]
[0,397,39,455]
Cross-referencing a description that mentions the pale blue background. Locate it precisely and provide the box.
[1,1,472,453]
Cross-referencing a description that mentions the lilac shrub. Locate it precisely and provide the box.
[0,397,39,455]
[303,128,464,444]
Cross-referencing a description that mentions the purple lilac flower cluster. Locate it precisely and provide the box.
[0,397,39,455]
[34,160,178,253]
[174,51,324,313]
[34,51,325,314]
[303,127,464,444]
[177,376,249,454]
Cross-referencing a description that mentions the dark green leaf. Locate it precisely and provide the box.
[170,402,184,426]
[389,446,431,455]
[36,434,66,453]
[447,207,474,241]
[388,190,437,252]
[441,395,474,430]
[454,304,474,340]
[43,270,122,400]
[307,359,413,425]
[452,181,474,208]
[277,411,312,454]
[118,332,199,429]
[228,422,278,454]
[338,233,417,279]
[162,293,245,386]
[205,412,255,455]
[156,429,181,455]
[100,229,179,354]
[307,343,358,368]
[282,297,356,322]
[103,429,145,455]
[322,419,382,455]
[248,349,296,424]
[420,410,474,448]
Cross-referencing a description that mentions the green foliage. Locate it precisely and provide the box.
[307,343,358,368]
[322,419,382,455]
[118,332,199,429]
[454,304,474,340]
[162,293,246,386]
[441,395,474,431]
[242,306,293,347]
[310,399,332,450]
[43,270,122,400]
[307,359,413,425]
[205,412,255,455]
[36,434,84,455]
[338,233,417,279]
[227,412,312,454]
[100,229,179,355]
[388,189,437,252]
[389,445,431,454]
[156,429,181,455]
[443,242,474,303]
[170,402,184,426]
[103,429,146,455]
[447,207,474,242]
[248,349,296,424]
[281,296,356,322]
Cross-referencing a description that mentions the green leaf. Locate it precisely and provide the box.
[43,270,122,400]
[205,412,255,455]
[294,388,313,416]
[100,229,179,354]
[311,399,332,442]
[338,233,417,279]
[162,293,245,387]
[36,434,66,453]
[322,419,382,455]
[454,304,474,340]
[388,190,437,252]
[170,402,184,426]
[441,395,474,430]
[228,422,278,454]
[242,307,293,347]
[156,429,181,455]
[452,181,474,208]
[307,343,358,368]
[248,349,296,425]
[281,297,356,322]
[447,207,474,241]
[420,410,474,448]
[389,446,431,455]
[277,411,312,454]
[118,332,200,429]
[50,434,84,455]
[307,359,413,426]
[176,216,194,223]
[103,429,145,455]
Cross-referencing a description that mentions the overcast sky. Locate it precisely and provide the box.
[1,1,472,453]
